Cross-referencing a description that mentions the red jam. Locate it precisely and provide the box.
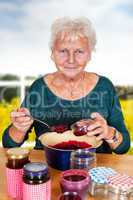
[73,119,93,136]
[7,157,29,169]
[73,126,87,136]
[6,148,30,169]
[59,192,81,200]
[51,141,92,150]
[64,175,86,182]
[60,170,89,200]
[50,124,69,133]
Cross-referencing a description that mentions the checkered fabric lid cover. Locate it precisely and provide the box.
[107,173,133,191]
[89,166,117,184]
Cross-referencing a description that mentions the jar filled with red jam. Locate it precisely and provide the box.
[6,147,30,200]
[60,169,90,200]
[6,147,30,169]
[23,162,51,200]
[59,192,82,200]
[72,119,93,136]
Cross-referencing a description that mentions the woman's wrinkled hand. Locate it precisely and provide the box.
[87,112,113,141]
[10,107,33,134]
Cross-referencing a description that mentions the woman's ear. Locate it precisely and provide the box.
[51,50,54,61]
[87,49,92,62]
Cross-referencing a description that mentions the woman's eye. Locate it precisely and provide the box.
[59,49,67,53]
[75,50,84,54]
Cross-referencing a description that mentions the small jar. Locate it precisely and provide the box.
[70,148,96,170]
[59,192,82,200]
[23,162,51,200]
[60,169,90,200]
[72,119,93,136]
[89,167,117,197]
[6,147,30,200]
[107,174,133,200]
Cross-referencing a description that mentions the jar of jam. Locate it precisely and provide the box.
[72,119,93,136]
[107,173,133,200]
[6,147,30,200]
[60,169,90,200]
[59,192,82,200]
[23,162,51,200]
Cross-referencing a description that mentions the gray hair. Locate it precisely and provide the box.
[50,17,97,51]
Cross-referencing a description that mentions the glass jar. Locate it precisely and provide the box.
[89,167,117,197]
[59,192,82,200]
[70,148,96,170]
[6,147,30,200]
[108,186,133,200]
[107,173,133,200]
[23,162,51,200]
[72,119,93,136]
[60,169,90,200]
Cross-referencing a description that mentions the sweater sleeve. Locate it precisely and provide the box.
[2,125,29,148]
[106,81,130,154]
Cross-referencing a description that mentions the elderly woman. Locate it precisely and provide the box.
[2,17,130,153]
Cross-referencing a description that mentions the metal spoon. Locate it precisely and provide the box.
[25,114,50,128]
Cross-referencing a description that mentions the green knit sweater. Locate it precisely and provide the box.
[2,75,130,153]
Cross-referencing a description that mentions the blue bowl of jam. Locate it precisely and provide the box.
[44,145,96,171]
[44,145,73,171]
[41,124,96,170]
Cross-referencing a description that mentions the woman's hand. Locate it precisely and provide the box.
[86,112,114,141]
[10,108,33,134]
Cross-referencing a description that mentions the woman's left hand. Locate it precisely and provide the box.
[87,112,114,141]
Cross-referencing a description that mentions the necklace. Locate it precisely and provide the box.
[68,72,86,99]
[50,71,86,100]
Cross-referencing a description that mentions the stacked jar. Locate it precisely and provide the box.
[107,173,133,200]
[70,148,96,170]
[23,162,51,200]
[6,147,30,200]
[60,169,90,200]
[89,167,117,197]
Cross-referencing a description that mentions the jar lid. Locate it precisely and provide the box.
[6,147,30,159]
[89,167,117,184]
[23,162,48,177]
[107,174,133,193]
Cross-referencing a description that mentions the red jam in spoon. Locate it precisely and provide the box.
[50,124,69,133]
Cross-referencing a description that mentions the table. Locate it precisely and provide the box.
[0,148,133,200]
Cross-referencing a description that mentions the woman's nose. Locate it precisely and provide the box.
[68,52,75,64]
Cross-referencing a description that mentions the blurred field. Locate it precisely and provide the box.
[0,97,133,153]
[0,97,35,143]
[120,99,133,154]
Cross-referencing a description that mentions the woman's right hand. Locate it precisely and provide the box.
[10,107,33,134]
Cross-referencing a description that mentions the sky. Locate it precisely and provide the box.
[0,0,133,85]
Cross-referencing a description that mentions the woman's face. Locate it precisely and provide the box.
[51,34,91,78]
